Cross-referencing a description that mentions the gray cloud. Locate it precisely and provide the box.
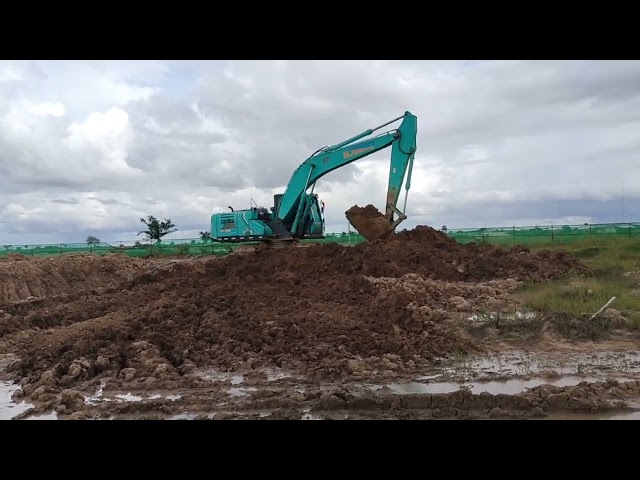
[1,60,639,245]
[50,198,80,204]
[87,196,126,205]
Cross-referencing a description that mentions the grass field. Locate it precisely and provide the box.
[516,237,640,338]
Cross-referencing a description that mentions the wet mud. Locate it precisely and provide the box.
[5,361,640,420]
[1,225,635,420]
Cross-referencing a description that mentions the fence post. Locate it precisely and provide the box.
[630,223,632,238]
[512,223,516,245]
[551,222,554,244]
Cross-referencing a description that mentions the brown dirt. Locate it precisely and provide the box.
[0,253,151,308]
[0,225,597,419]
[345,204,394,241]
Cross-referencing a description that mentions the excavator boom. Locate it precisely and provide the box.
[276,111,417,240]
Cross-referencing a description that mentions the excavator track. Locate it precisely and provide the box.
[229,239,313,255]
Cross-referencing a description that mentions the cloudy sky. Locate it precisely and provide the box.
[1,60,639,245]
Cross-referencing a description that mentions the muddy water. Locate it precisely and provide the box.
[194,367,294,383]
[374,375,600,396]
[0,381,32,420]
[3,350,640,420]
[1,380,59,420]
[440,351,640,379]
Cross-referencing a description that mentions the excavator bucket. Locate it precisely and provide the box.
[345,204,406,241]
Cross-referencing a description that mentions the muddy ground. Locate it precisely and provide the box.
[1,226,639,420]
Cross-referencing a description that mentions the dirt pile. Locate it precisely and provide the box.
[233,225,592,283]
[353,226,593,281]
[370,274,523,320]
[3,258,479,390]
[1,224,593,402]
[345,204,395,241]
[0,253,150,307]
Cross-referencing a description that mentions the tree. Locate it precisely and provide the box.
[138,215,177,243]
[86,235,100,245]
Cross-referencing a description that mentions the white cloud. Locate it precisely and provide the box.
[1,59,640,245]
[26,101,66,117]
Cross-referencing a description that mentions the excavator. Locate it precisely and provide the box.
[210,111,418,247]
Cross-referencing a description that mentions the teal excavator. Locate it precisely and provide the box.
[210,111,418,245]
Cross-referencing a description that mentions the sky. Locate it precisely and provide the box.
[1,59,639,245]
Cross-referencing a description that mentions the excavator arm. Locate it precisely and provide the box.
[275,111,418,239]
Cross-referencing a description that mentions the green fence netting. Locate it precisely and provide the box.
[2,223,639,258]
[447,223,640,246]
[0,232,366,258]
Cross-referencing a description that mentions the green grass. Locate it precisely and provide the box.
[516,237,640,339]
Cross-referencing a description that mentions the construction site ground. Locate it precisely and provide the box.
[2,225,640,420]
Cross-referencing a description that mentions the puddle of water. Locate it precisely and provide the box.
[195,367,296,384]
[194,369,245,385]
[1,380,33,420]
[467,311,537,323]
[227,387,257,398]
[265,367,294,382]
[1,380,60,420]
[25,412,58,420]
[443,351,640,378]
[116,393,143,402]
[373,376,600,396]
[86,382,184,405]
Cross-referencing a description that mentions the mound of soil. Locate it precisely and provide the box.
[2,259,479,386]
[0,224,592,398]
[0,253,150,307]
[230,224,592,284]
[352,226,593,282]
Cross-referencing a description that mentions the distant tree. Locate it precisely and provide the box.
[86,235,100,245]
[200,231,212,242]
[138,215,177,243]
